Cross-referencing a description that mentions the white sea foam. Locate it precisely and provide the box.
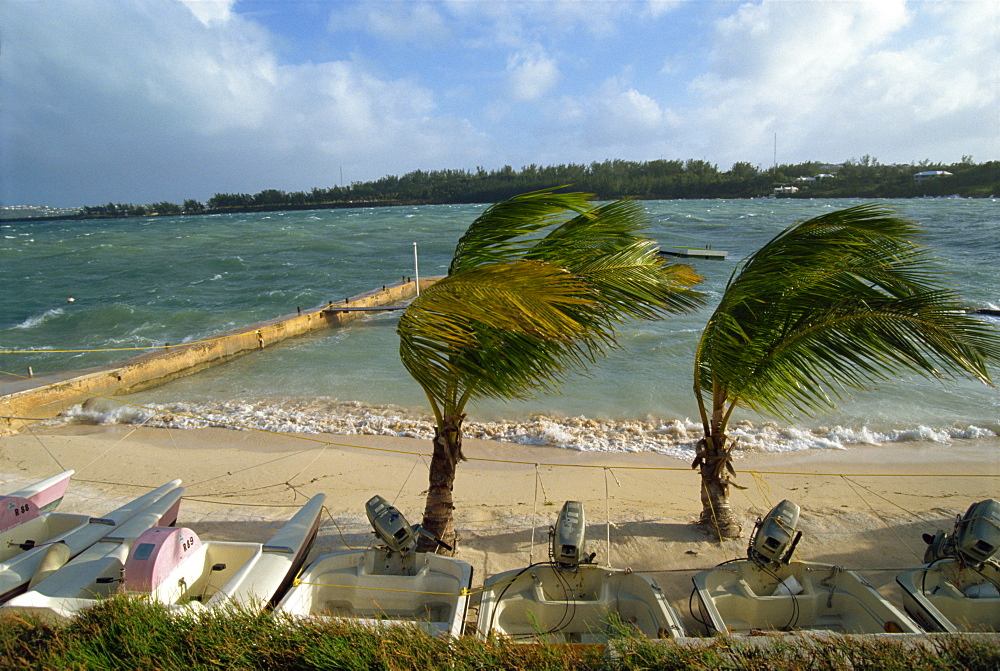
[49,398,998,459]
[12,308,64,329]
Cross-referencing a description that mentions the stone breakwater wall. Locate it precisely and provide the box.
[1,278,436,435]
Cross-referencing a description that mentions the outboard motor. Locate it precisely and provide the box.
[549,501,595,569]
[923,498,1000,566]
[748,500,802,566]
[365,495,451,555]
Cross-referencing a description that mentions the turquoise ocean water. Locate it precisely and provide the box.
[2,198,998,457]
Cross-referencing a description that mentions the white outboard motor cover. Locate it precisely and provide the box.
[956,499,1000,565]
[750,500,800,565]
[366,495,416,554]
[552,501,586,566]
[123,527,203,592]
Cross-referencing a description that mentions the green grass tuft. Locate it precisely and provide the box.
[0,598,997,671]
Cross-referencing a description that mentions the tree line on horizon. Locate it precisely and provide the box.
[73,155,998,219]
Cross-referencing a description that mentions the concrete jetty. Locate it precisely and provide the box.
[1,278,434,435]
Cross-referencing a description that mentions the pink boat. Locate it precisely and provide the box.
[0,470,75,534]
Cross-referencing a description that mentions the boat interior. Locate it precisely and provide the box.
[897,560,1000,632]
[479,563,682,643]
[694,560,920,634]
[279,549,472,635]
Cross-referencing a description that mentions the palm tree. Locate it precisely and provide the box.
[398,189,706,553]
[692,204,1000,537]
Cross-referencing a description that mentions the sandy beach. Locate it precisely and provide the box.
[1,423,996,634]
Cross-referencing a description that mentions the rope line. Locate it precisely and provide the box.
[840,475,919,560]
[530,464,540,565]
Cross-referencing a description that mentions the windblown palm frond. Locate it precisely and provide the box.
[398,260,606,405]
[402,188,706,417]
[402,190,707,550]
[449,189,593,273]
[696,204,1000,420]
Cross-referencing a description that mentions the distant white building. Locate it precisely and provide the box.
[914,170,953,184]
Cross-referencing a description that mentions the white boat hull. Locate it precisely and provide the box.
[0,479,182,604]
[896,560,1000,632]
[477,563,685,643]
[130,494,325,611]
[1,493,324,620]
[1,485,186,620]
[276,549,473,638]
[693,560,921,635]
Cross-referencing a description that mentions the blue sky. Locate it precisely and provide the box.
[2,0,997,207]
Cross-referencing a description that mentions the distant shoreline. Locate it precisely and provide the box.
[3,192,996,224]
[6,157,996,222]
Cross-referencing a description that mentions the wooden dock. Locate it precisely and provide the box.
[659,247,729,261]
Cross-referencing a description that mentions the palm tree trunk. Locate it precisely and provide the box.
[693,387,742,538]
[418,415,464,554]
[695,433,741,538]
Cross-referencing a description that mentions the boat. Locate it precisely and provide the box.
[1,470,75,521]
[0,478,182,604]
[276,495,472,638]
[2,485,186,620]
[692,500,921,635]
[896,498,1000,632]
[476,501,686,643]
[121,493,325,611]
[3,493,325,620]
[1,471,82,563]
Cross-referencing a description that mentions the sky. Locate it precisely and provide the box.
[2,0,997,207]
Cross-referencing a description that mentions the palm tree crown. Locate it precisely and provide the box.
[693,203,1000,537]
[398,189,705,550]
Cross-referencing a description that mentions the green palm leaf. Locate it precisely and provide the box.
[401,188,706,419]
[696,203,1000,422]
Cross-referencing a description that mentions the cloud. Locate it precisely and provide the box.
[0,0,485,205]
[683,0,998,165]
[330,1,450,43]
[506,47,560,101]
[1,0,994,206]
[179,0,235,25]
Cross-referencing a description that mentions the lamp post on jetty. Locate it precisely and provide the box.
[413,242,420,296]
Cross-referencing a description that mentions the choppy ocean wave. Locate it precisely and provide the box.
[51,397,998,459]
[12,308,64,330]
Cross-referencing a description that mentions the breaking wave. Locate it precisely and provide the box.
[51,397,998,459]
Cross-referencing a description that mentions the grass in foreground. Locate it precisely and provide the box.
[0,598,997,671]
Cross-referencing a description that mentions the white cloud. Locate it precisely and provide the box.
[2,0,994,206]
[179,0,235,25]
[683,0,997,165]
[0,0,485,205]
[330,1,450,43]
[506,48,560,102]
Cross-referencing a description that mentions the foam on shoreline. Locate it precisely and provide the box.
[51,397,999,458]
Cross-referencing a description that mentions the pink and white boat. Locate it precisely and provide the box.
[0,478,183,603]
[0,470,75,529]
[2,493,325,620]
